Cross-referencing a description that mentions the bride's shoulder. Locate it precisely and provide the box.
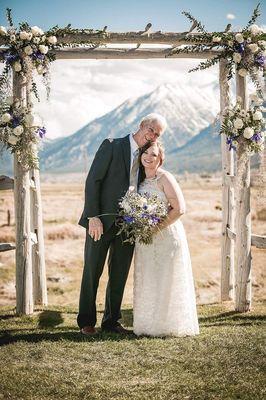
[157,169,178,184]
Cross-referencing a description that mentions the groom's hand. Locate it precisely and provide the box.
[88,217,103,241]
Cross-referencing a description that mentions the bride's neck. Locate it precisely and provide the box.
[145,168,157,179]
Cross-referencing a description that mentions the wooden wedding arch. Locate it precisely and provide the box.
[0,28,265,315]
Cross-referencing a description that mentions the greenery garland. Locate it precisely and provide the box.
[168,3,266,98]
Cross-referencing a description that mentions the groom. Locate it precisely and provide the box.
[77,113,167,335]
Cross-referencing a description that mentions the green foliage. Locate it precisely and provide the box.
[0,303,265,400]
[243,3,261,31]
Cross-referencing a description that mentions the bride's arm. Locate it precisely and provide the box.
[157,172,186,229]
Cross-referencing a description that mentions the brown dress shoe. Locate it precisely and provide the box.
[102,323,133,335]
[80,326,97,335]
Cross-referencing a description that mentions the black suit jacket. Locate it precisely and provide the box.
[79,135,143,231]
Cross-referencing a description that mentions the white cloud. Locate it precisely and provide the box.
[32,58,218,139]
[226,13,236,20]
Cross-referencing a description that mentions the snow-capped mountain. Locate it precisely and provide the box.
[1,81,223,174]
[38,81,220,172]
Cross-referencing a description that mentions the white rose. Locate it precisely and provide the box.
[39,45,48,54]
[6,96,13,105]
[19,31,29,40]
[27,32,33,40]
[24,113,41,127]
[23,45,33,55]
[47,35,57,45]
[253,111,263,120]
[233,53,242,63]
[31,26,43,36]
[249,24,261,35]
[41,35,46,42]
[0,26,7,35]
[1,113,12,123]
[13,125,24,135]
[36,65,44,74]
[8,134,19,145]
[234,118,244,129]
[146,204,157,213]
[33,37,40,44]
[139,198,148,207]
[24,114,34,127]
[238,68,248,77]
[13,61,22,72]
[243,127,254,139]
[235,33,244,43]
[248,43,259,53]
[212,36,221,43]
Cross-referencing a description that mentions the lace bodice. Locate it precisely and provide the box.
[138,176,168,204]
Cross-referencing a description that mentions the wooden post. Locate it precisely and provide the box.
[235,74,252,312]
[30,167,47,305]
[219,59,235,301]
[13,72,33,314]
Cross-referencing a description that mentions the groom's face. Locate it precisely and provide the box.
[139,121,164,146]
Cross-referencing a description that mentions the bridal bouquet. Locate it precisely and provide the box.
[220,95,265,154]
[117,187,168,245]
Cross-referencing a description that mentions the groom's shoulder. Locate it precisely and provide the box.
[105,135,129,145]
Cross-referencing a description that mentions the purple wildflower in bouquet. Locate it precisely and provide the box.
[117,187,168,245]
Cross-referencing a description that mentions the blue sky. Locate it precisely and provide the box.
[0,0,265,32]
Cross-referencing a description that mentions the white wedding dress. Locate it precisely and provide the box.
[133,176,199,337]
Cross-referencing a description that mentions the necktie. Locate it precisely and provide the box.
[129,149,139,190]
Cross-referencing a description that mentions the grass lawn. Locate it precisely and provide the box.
[0,302,265,400]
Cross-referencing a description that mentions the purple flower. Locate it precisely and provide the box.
[226,136,237,151]
[251,132,262,143]
[11,116,21,128]
[4,51,19,64]
[123,216,134,223]
[150,216,160,223]
[255,54,265,67]
[234,43,245,54]
[37,126,46,138]
[31,51,45,61]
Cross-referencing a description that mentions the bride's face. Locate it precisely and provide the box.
[141,144,161,170]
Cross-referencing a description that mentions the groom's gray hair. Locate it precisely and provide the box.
[140,113,167,132]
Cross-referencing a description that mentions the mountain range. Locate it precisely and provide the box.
[0,81,260,175]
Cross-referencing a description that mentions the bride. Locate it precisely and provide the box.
[133,141,199,337]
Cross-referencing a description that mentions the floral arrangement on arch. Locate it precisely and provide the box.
[220,94,265,154]
[0,8,106,168]
[169,4,266,97]
[0,96,45,167]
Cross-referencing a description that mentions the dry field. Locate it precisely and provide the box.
[0,173,265,309]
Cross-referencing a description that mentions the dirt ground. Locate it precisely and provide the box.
[0,173,265,308]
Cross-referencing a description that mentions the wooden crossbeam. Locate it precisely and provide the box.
[0,47,220,61]
[0,243,15,252]
[0,175,14,190]
[251,234,266,249]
